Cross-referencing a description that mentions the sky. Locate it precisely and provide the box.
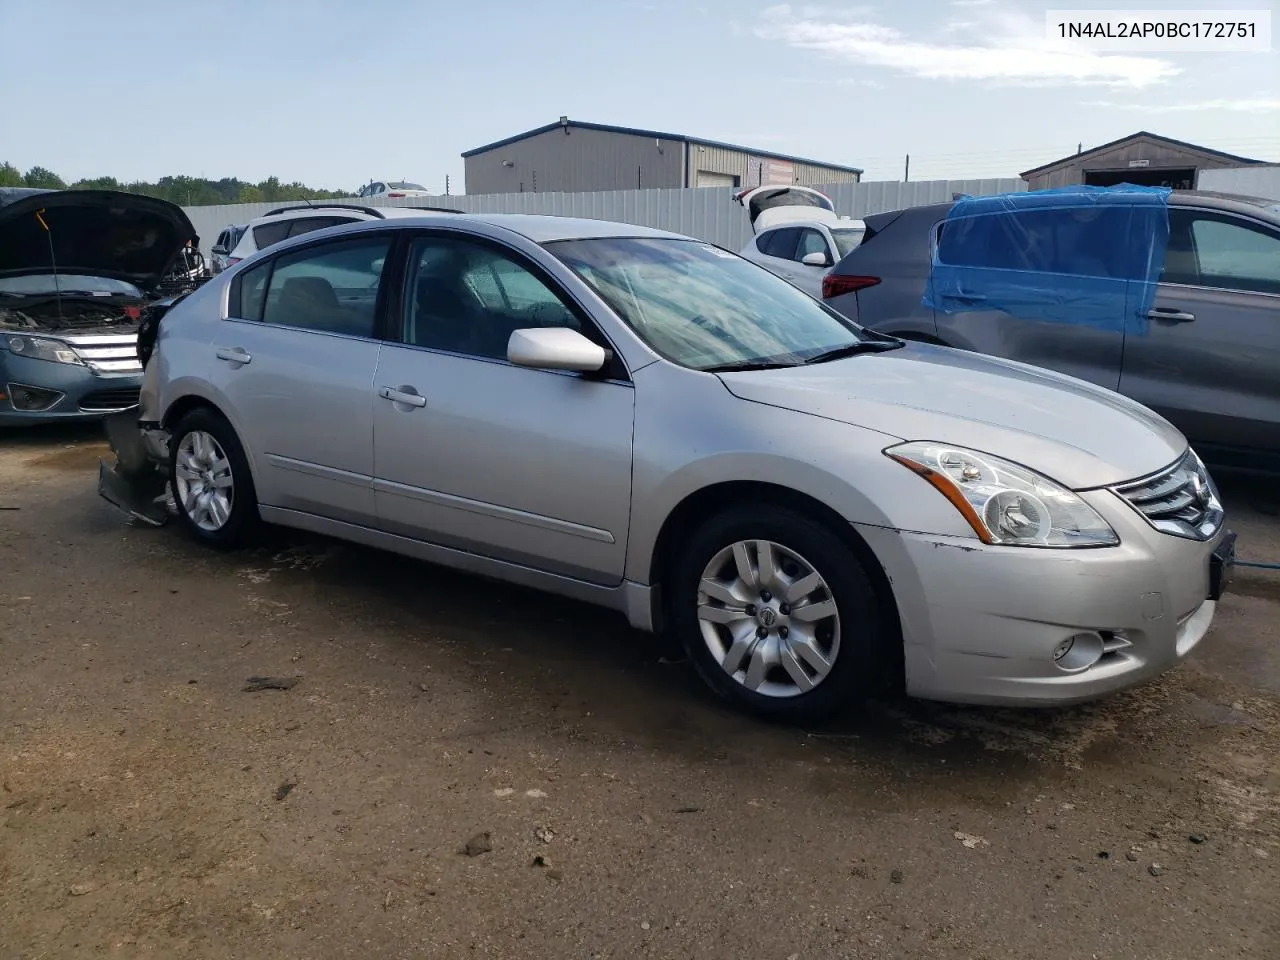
[1,0,1277,192]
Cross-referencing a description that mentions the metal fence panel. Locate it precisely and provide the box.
[182,179,1026,256]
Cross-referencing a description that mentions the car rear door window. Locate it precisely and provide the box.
[937,207,1136,279]
[762,228,801,260]
[231,260,271,321]
[403,236,582,361]
[257,236,391,338]
[252,220,291,250]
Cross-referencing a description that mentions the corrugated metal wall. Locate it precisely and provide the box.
[184,178,1026,257]
[464,127,687,195]
[685,144,861,189]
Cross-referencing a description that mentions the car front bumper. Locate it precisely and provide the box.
[856,488,1232,706]
[0,353,142,427]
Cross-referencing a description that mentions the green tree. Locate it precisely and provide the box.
[23,166,66,189]
[0,161,350,205]
[71,176,123,191]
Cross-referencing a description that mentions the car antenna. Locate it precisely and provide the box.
[34,208,63,322]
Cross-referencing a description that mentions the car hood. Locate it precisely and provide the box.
[716,342,1186,489]
[0,188,198,291]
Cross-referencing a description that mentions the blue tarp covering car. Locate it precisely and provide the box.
[922,184,1171,336]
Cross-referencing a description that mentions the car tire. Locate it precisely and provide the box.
[168,407,260,549]
[670,503,887,724]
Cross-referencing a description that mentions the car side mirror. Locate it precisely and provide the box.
[508,327,608,373]
[801,251,831,267]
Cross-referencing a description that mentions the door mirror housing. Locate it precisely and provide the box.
[801,251,831,267]
[508,327,608,373]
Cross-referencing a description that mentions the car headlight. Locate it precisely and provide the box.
[886,442,1119,548]
[5,335,84,366]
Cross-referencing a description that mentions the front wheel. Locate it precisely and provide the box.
[169,407,260,549]
[670,504,888,724]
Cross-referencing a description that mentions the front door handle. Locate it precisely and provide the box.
[1147,308,1196,323]
[215,346,252,364]
[378,385,427,408]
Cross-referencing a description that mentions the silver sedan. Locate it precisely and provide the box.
[102,213,1235,722]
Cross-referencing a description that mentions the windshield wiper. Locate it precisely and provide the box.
[701,360,798,373]
[803,340,903,364]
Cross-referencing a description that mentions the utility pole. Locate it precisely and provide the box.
[904,154,910,182]
[532,170,537,193]
[445,175,450,196]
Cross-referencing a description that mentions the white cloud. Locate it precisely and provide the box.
[1088,98,1280,114]
[951,0,995,6]
[755,4,1179,88]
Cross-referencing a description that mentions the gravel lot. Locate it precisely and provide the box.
[2,425,1278,959]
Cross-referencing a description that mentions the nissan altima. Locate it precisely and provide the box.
[99,213,1235,722]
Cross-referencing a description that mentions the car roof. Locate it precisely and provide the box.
[461,213,683,242]
[1170,190,1280,219]
[235,212,689,258]
[243,204,460,227]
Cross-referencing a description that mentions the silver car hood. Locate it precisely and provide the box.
[717,343,1186,489]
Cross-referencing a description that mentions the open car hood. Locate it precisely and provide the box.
[0,188,198,292]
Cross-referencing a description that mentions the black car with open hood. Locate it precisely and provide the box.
[0,187,198,293]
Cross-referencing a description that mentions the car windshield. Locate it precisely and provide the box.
[830,227,866,258]
[389,182,426,191]
[546,237,873,370]
[0,274,142,298]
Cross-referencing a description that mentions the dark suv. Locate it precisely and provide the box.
[823,190,1280,472]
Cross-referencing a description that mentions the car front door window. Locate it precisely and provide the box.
[795,229,828,264]
[404,236,582,361]
[1182,214,1280,295]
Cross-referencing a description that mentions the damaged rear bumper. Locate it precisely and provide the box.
[97,408,172,526]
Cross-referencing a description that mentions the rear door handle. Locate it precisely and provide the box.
[215,346,252,364]
[378,386,427,408]
[1147,308,1196,323]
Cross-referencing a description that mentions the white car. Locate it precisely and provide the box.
[735,185,865,299]
[356,181,434,200]
[224,203,458,267]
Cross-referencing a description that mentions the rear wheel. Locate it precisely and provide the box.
[169,407,259,549]
[669,504,887,723]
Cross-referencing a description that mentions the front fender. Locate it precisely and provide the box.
[622,365,979,585]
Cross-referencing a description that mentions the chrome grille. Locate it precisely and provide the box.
[1111,450,1223,541]
[62,333,142,375]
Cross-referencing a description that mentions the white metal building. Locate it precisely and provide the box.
[462,117,863,195]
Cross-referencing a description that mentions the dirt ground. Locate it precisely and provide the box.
[2,424,1278,960]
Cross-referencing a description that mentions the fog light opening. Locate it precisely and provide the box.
[6,383,63,412]
[1052,631,1105,673]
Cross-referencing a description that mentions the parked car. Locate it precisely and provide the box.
[224,203,460,267]
[735,185,865,298]
[99,213,1233,722]
[357,181,433,200]
[210,225,246,274]
[823,188,1280,474]
[0,188,198,427]
[740,220,866,299]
